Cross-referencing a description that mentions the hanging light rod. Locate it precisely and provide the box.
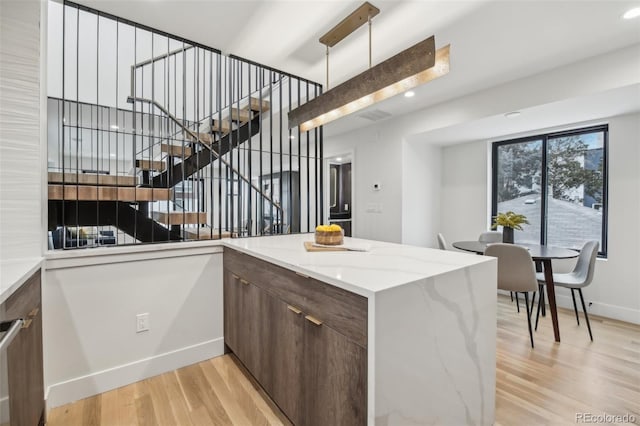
[288,2,450,132]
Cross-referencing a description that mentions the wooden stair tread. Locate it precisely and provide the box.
[152,211,207,225]
[246,97,270,112]
[135,159,166,172]
[161,144,192,157]
[48,172,137,187]
[183,226,233,240]
[48,184,172,201]
[229,107,251,123]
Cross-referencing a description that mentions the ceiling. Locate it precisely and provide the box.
[71,0,640,140]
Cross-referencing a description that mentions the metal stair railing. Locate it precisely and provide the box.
[127,95,283,215]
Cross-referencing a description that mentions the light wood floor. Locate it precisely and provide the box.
[48,295,640,426]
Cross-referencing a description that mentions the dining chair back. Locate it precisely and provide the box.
[478,231,502,243]
[437,233,447,250]
[568,240,599,287]
[536,240,599,340]
[485,243,538,347]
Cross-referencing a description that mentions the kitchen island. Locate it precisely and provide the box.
[223,233,497,426]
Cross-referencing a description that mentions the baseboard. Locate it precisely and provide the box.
[497,290,640,325]
[45,337,224,409]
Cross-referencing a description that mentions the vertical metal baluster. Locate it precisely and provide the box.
[305,81,311,231]
[132,25,138,242]
[246,63,252,238]
[95,13,99,242]
[181,42,186,237]
[314,84,319,228]
[237,59,242,237]
[297,78,301,230]
[278,73,283,234]
[209,50,213,240]
[75,5,80,248]
[319,83,324,225]
[256,68,262,235]
[288,77,292,234]
[217,53,222,240]
[150,31,155,243]
[166,37,171,241]
[269,70,273,235]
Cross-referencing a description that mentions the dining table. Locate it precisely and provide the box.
[452,240,579,342]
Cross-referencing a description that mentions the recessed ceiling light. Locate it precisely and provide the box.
[404,91,415,98]
[623,7,640,19]
[336,157,342,161]
[504,111,521,119]
[110,125,119,130]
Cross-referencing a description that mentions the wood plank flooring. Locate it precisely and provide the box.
[48,295,640,425]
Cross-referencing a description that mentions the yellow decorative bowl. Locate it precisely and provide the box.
[315,228,344,245]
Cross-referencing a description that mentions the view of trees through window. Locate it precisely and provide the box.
[492,125,607,256]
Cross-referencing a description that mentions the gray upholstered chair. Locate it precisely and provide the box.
[485,243,538,348]
[478,231,503,243]
[536,240,598,341]
[437,233,447,250]
[480,230,517,307]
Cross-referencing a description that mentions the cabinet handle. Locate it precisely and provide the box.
[305,315,323,326]
[287,305,302,315]
[240,279,249,286]
[21,319,33,329]
[295,271,310,279]
[28,307,39,318]
[232,274,240,280]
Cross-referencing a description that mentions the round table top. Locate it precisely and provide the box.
[452,241,579,260]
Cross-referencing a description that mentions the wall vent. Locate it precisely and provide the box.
[358,109,392,121]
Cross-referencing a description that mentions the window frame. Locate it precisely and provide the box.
[491,124,609,257]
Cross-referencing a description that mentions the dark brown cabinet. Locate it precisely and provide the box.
[223,249,367,426]
[1,269,44,426]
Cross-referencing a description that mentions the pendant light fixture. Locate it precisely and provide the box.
[288,2,450,132]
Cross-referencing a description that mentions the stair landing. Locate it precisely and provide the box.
[152,211,207,225]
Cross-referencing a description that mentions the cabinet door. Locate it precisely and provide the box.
[223,271,271,385]
[223,270,243,356]
[7,305,44,426]
[262,297,304,425]
[5,271,44,426]
[303,318,367,426]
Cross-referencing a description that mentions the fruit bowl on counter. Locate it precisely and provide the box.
[315,224,344,245]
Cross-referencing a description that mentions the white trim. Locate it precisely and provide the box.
[45,337,225,408]
[497,290,639,325]
[46,240,224,269]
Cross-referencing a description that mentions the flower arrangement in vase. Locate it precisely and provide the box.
[492,211,529,243]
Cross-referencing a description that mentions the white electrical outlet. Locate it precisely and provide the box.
[136,313,150,333]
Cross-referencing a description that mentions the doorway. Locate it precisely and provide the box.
[327,155,353,237]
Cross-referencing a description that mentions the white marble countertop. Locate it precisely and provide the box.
[223,234,494,297]
[0,257,44,305]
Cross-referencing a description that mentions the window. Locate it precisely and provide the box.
[492,125,608,257]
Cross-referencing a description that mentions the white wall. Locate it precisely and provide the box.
[402,138,442,247]
[43,244,225,407]
[0,0,43,261]
[324,123,403,243]
[441,113,640,324]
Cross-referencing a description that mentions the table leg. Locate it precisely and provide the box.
[542,259,561,342]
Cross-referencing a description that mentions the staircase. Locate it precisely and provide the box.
[47,95,275,247]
